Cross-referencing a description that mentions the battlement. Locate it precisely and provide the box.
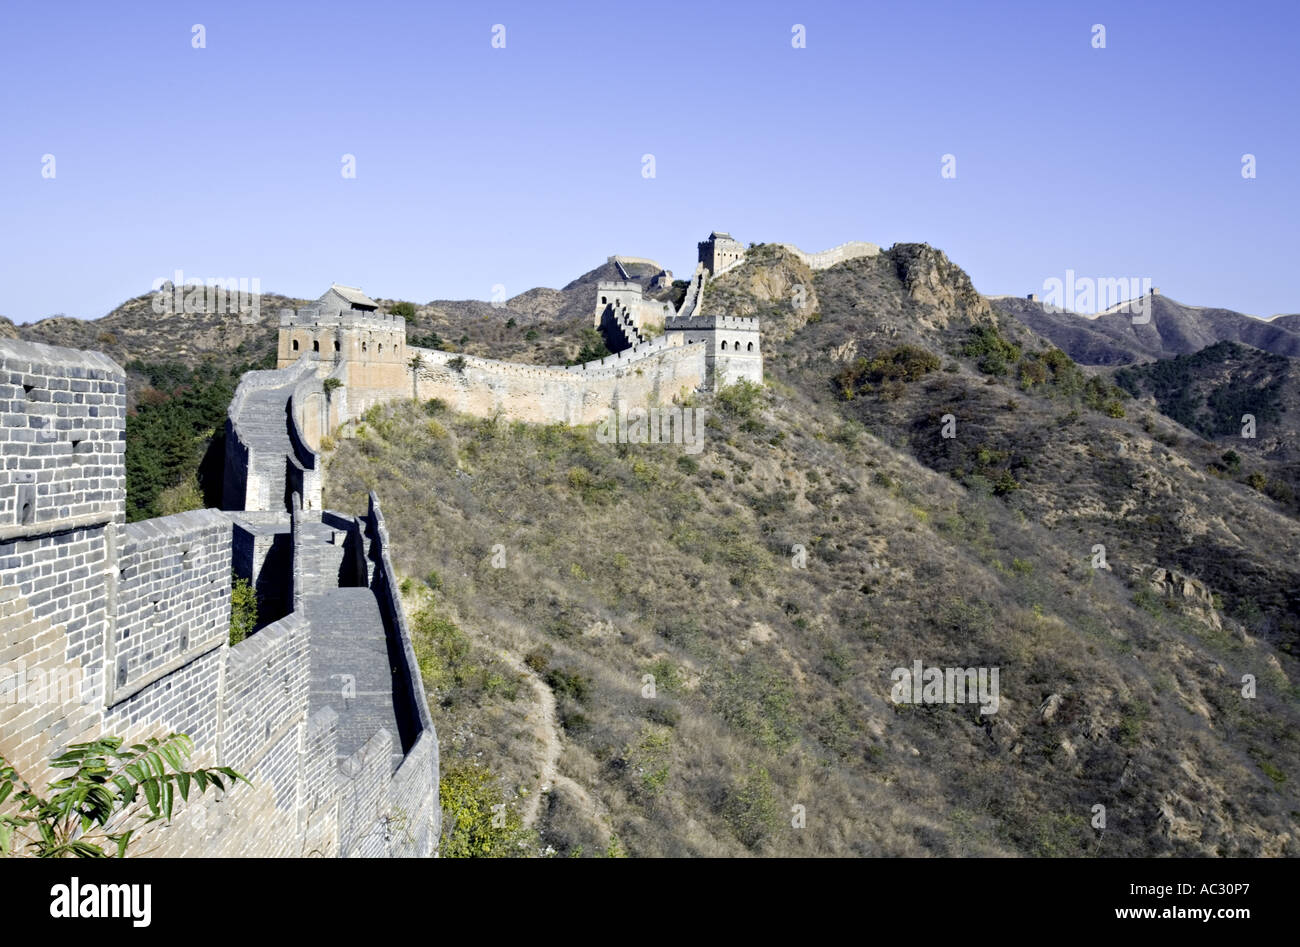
[596,280,645,296]
[280,307,406,331]
[664,313,760,331]
[0,337,126,541]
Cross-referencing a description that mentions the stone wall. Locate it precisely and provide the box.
[776,240,882,270]
[361,491,440,857]
[406,339,707,425]
[0,339,124,541]
[223,356,321,513]
[230,512,293,629]
[663,314,763,388]
[2,335,438,859]
[113,510,231,706]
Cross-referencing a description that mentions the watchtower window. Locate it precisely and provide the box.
[334,340,340,352]
[292,339,299,352]
[377,343,383,354]
[720,340,728,350]
[601,296,607,304]
[312,340,320,352]
[362,342,368,353]
[747,341,754,352]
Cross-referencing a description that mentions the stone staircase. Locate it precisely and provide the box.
[296,518,353,597]
[677,263,708,319]
[236,381,298,511]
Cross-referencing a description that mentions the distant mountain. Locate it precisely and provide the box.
[991,294,1300,366]
[11,291,306,371]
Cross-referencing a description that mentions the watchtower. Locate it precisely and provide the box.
[698,231,746,276]
[278,285,407,391]
[663,313,762,389]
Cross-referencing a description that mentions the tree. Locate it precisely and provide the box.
[408,353,424,400]
[0,734,247,857]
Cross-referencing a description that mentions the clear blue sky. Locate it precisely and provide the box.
[1,0,1296,323]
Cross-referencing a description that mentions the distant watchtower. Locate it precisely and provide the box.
[698,231,746,276]
[278,285,407,391]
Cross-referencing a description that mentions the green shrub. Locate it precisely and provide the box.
[724,766,781,850]
[834,345,940,399]
[715,379,765,419]
[567,328,611,366]
[411,605,471,693]
[545,668,591,702]
[962,325,1022,375]
[439,762,529,857]
[229,575,257,645]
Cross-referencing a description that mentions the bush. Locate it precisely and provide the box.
[567,328,611,366]
[411,605,471,693]
[834,345,940,399]
[715,379,765,420]
[229,575,257,645]
[389,301,417,318]
[545,668,591,702]
[962,325,1022,375]
[410,331,448,351]
[439,761,528,857]
[724,766,781,850]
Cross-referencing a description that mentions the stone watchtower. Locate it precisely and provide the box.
[664,312,762,389]
[698,231,746,276]
[278,285,407,392]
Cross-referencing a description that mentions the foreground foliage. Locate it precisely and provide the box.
[0,735,247,857]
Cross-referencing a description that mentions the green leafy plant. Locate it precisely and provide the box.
[438,761,529,857]
[0,734,247,858]
[229,575,258,645]
[715,378,765,420]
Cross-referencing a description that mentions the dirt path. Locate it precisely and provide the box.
[492,641,603,829]
[493,646,562,827]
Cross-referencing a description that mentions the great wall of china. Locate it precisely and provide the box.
[0,231,868,856]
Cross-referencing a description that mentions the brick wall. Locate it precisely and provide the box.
[113,510,231,704]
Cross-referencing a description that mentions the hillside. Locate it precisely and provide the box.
[321,244,1300,857]
[12,290,304,373]
[1114,342,1300,462]
[378,259,668,366]
[992,294,1300,366]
